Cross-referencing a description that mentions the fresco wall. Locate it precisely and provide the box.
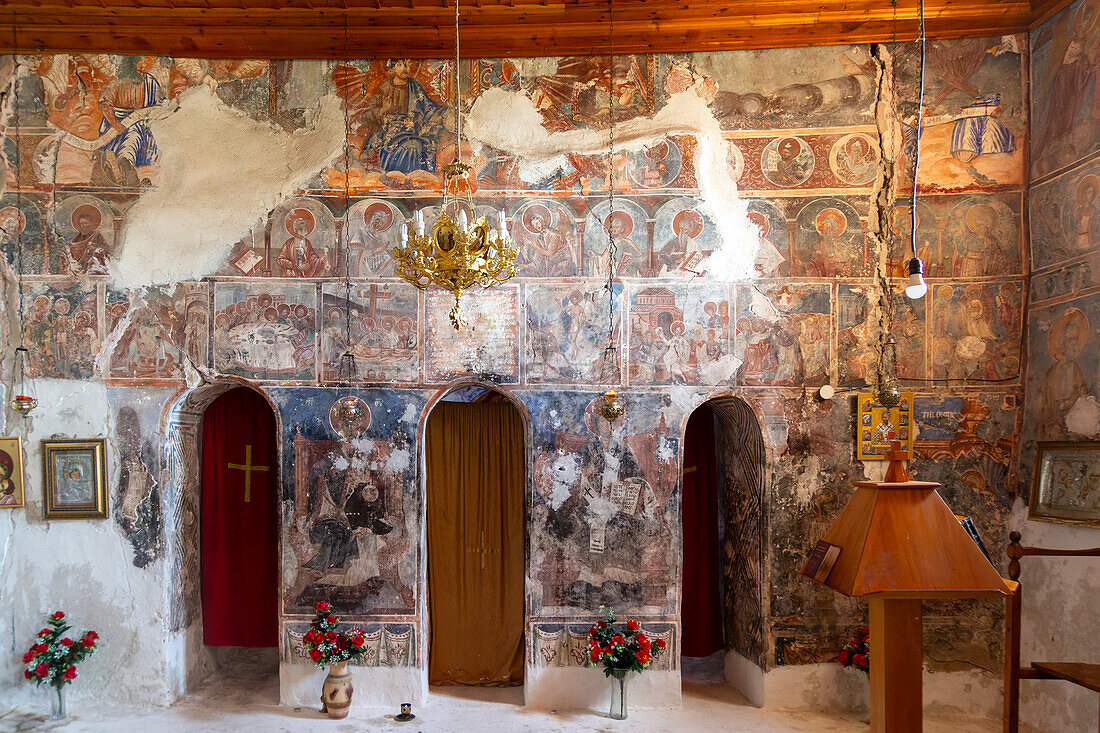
[1018,2,1100,731]
[0,36,1031,705]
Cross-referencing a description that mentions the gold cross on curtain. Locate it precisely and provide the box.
[427,400,525,686]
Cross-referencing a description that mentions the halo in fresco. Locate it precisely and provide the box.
[346,198,406,277]
[760,135,815,187]
[627,139,682,189]
[829,133,879,185]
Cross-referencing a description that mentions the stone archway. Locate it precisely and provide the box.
[678,395,768,699]
[160,378,284,696]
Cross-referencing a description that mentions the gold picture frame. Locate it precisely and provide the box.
[856,391,915,461]
[0,437,25,508]
[1030,441,1100,528]
[43,439,108,520]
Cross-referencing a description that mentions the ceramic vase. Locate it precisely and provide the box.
[320,661,353,719]
[609,668,629,720]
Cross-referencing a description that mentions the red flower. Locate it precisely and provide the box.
[60,638,73,647]
[589,649,600,662]
[326,615,337,624]
[38,629,50,638]
[636,634,650,650]
[653,639,666,650]
[626,619,639,631]
[81,637,96,648]
[636,650,651,665]
[87,631,99,640]
[316,601,332,612]
[588,625,597,635]
[611,635,625,645]
[309,649,321,662]
[852,654,868,668]
[22,651,34,663]
[51,612,65,620]
[24,670,33,680]
[63,666,76,681]
[838,650,850,665]
[597,620,607,628]
[859,626,870,639]
[34,644,47,654]
[325,631,337,642]
[35,663,48,677]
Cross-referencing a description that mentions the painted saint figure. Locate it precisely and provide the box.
[277,209,326,278]
[64,205,110,275]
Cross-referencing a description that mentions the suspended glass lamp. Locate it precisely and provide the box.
[10,346,38,417]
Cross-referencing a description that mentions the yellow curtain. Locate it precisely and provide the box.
[427,401,525,686]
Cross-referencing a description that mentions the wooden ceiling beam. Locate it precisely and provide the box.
[0,0,1072,59]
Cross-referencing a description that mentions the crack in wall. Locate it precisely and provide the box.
[868,43,904,392]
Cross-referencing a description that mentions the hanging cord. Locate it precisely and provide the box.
[603,0,617,367]
[8,18,26,344]
[909,0,926,260]
[342,12,354,377]
[455,0,461,160]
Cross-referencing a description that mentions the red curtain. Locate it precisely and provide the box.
[681,405,725,657]
[201,388,279,647]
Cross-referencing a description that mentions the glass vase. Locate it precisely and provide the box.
[609,668,629,720]
[49,684,67,721]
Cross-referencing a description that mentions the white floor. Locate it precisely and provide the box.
[0,663,1003,733]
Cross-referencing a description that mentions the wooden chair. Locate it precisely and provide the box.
[1004,531,1100,733]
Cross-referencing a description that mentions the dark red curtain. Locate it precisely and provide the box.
[201,388,279,647]
[681,405,724,657]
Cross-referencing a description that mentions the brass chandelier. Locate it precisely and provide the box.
[391,0,516,330]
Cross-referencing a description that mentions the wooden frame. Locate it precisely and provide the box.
[1029,441,1100,527]
[0,437,25,509]
[1004,532,1100,733]
[42,439,108,520]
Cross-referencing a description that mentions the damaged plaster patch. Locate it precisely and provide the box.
[1066,395,1100,437]
[465,87,760,280]
[111,88,345,288]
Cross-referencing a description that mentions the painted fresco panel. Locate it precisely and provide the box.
[1031,0,1100,179]
[0,195,50,273]
[930,282,1022,381]
[424,288,519,383]
[896,37,1026,191]
[320,282,419,383]
[734,283,830,387]
[513,199,582,277]
[582,199,650,278]
[345,199,407,278]
[651,197,722,278]
[269,197,337,278]
[279,387,423,617]
[889,194,1021,279]
[791,198,868,277]
[213,281,318,380]
[836,283,878,389]
[1030,158,1100,272]
[525,389,681,616]
[746,199,789,278]
[890,292,929,382]
[626,284,734,387]
[1024,295,1100,442]
[525,283,622,385]
[104,282,209,381]
[21,279,101,379]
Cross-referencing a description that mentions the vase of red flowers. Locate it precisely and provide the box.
[586,606,667,720]
[838,626,870,673]
[301,601,368,719]
[22,611,99,722]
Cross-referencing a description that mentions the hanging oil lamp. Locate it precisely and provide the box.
[9,346,38,417]
[596,388,625,424]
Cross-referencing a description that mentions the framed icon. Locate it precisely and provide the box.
[0,437,25,508]
[43,439,108,520]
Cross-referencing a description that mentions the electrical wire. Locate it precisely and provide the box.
[603,0,617,378]
[909,0,926,261]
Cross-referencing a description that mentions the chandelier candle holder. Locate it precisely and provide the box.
[393,161,516,330]
[9,347,38,417]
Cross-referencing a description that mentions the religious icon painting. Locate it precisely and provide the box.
[42,438,108,520]
[1031,441,1100,527]
[0,437,25,509]
[856,392,915,461]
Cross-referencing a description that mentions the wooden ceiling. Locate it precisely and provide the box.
[0,0,1075,60]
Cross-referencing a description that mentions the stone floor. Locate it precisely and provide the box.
[1,663,1003,733]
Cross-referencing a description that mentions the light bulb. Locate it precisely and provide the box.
[458,210,468,230]
[414,210,425,235]
[400,223,409,245]
[905,257,927,299]
[497,209,506,236]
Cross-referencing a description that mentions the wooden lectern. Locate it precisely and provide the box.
[803,441,1011,733]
